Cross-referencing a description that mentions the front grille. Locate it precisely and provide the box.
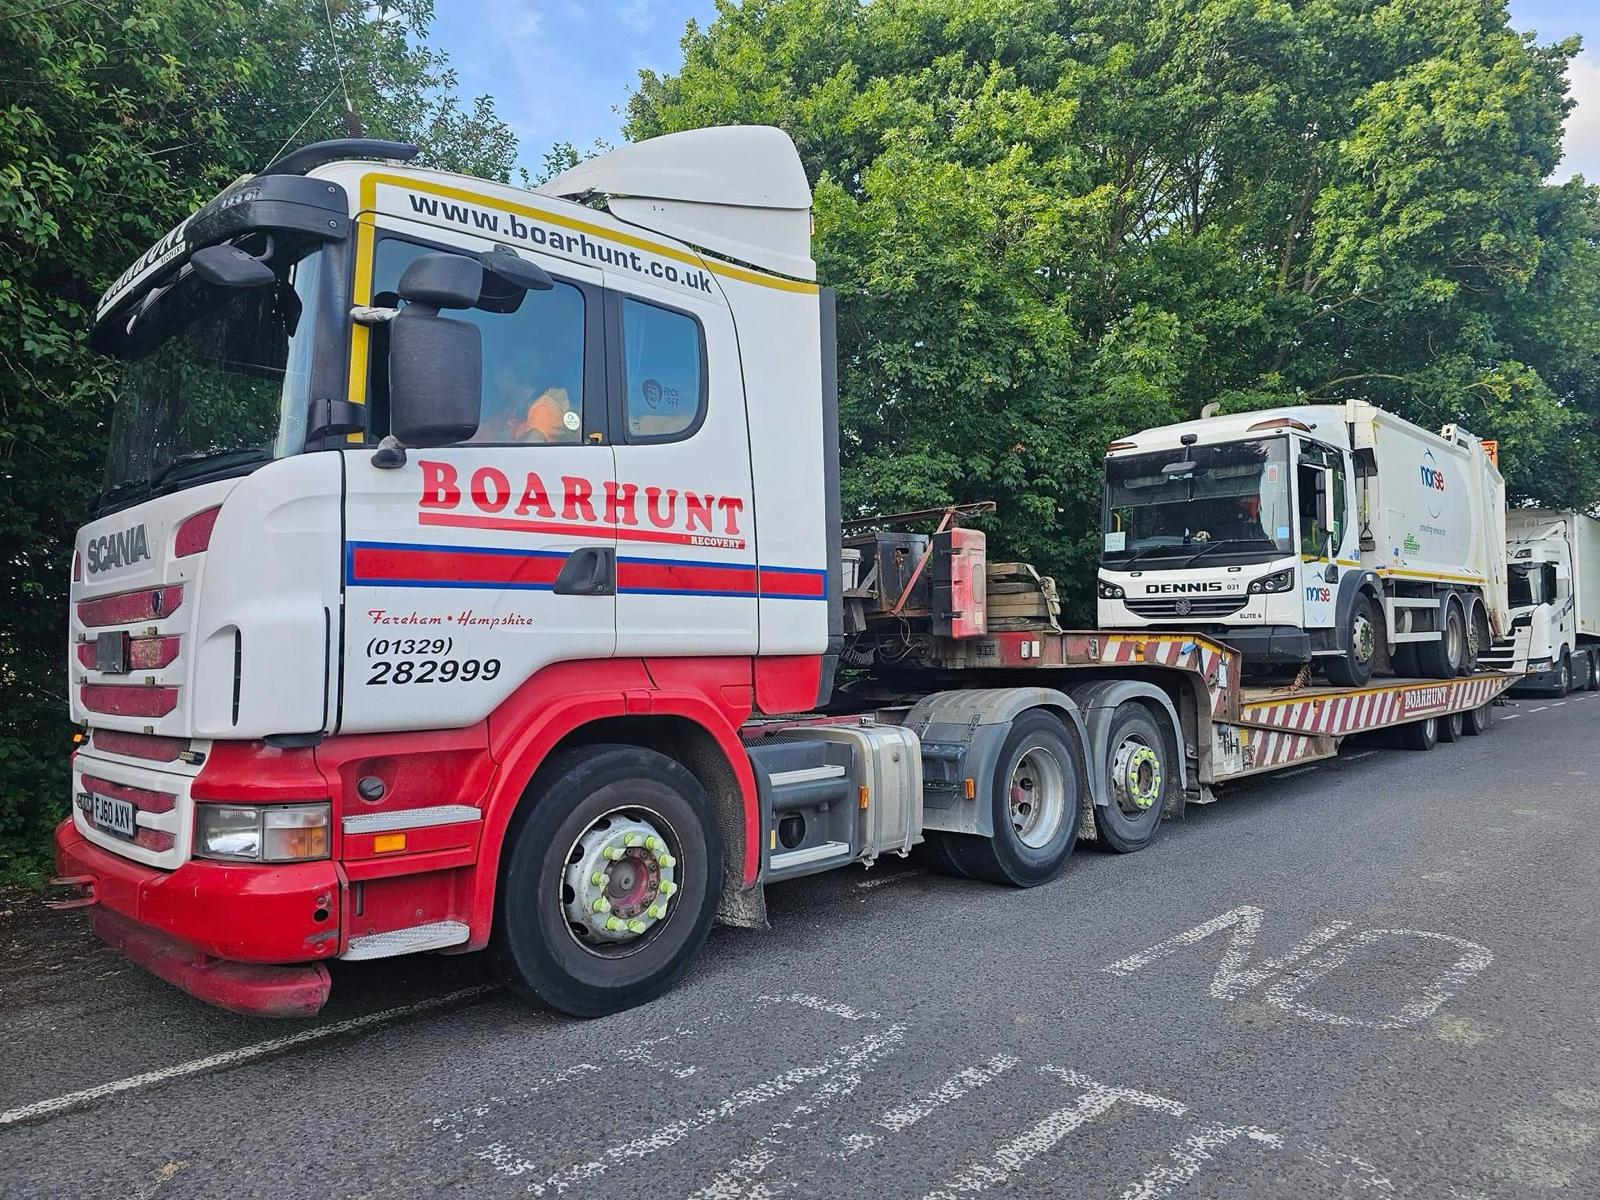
[1125,595,1248,619]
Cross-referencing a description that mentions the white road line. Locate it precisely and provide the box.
[857,868,928,890]
[1342,751,1377,761]
[1553,701,1567,707]
[1501,714,1521,719]
[876,1054,1020,1133]
[1529,706,1549,713]
[0,984,495,1127]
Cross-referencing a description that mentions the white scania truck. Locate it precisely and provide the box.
[1096,403,1509,686]
[1481,509,1600,693]
[54,129,1527,1021]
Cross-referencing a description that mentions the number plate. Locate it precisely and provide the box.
[91,793,137,840]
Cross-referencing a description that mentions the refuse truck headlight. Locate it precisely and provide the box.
[196,803,330,862]
[1248,569,1295,594]
[1098,579,1126,599]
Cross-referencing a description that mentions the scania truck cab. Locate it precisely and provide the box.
[1096,403,1508,686]
[1488,509,1600,694]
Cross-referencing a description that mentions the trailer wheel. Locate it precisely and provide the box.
[490,744,721,1018]
[1396,716,1439,751]
[1416,597,1466,679]
[1324,593,1378,687]
[945,709,1085,887]
[1437,710,1465,743]
[1463,702,1494,735]
[1094,703,1171,854]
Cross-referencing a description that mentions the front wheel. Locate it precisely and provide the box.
[1552,653,1572,698]
[1324,593,1378,687]
[944,709,1086,887]
[490,744,721,1018]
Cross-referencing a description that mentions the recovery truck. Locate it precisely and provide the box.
[1482,509,1600,693]
[54,128,1527,1019]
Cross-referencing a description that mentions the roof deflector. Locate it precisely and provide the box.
[537,125,815,281]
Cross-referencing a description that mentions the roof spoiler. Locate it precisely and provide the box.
[262,138,419,177]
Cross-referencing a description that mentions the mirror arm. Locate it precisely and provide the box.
[351,305,400,326]
[372,435,408,470]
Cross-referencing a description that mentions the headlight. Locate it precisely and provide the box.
[1098,579,1126,599]
[1248,569,1295,595]
[196,802,330,862]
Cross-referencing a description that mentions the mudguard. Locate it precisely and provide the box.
[903,687,1089,838]
[1063,679,1188,815]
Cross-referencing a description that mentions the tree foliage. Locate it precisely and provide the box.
[0,0,515,878]
[628,0,1600,612]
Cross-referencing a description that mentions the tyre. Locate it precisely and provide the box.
[1587,651,1600,692]
[1552,652,1572,698]
[916,830,972,879]
[1324,592,1378,687]
[1437,710,1465,743]
[1416,597,1466,679]
[1095,702,1173,854]
[943,709,1086,887]
[1396,716,1438,751]
[490,744,721,1018]
[1391,642,1421,678]
[1463,702,1494,735]
[1461,600,1488,676]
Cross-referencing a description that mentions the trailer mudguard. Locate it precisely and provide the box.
[903,687,1089,838]
[1062,680,1188,813]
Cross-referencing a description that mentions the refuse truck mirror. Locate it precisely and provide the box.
[388,307,482,446]
[395,252,484,310]
[190,243,277,289]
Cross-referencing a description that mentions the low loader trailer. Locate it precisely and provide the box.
[53,129,1528,1018]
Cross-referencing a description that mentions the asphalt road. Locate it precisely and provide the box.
[4,691,1600,1199]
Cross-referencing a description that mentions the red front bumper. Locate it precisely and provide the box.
[55,820,339,1017]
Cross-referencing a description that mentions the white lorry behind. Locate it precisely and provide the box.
[1483,509,1600,694]
[1096,402,1508,687]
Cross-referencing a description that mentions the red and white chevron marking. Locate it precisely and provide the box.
[1243,728,1322,771]
[1101,635,1234,716]
[1241,674,1505,736]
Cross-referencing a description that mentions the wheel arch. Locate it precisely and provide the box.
[1334,569,1384,630]
[1064,679,1188,815]
[904,687,1090,839]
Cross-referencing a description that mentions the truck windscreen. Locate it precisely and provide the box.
[98,243,328,508]
[1103,437,1294,565]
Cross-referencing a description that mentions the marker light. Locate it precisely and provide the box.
[175,506,221,558]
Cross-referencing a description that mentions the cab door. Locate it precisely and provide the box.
[603,270,757,658]
[1296,439,1346,636]
[339,224,614,734]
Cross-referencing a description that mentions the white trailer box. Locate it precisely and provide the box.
[1351,403,1509,634]
[1507,509,1600,640]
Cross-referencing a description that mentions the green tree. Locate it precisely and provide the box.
[628,0,1600,612]
[0,0,516,880]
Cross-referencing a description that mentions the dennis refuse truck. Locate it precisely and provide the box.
[53,128,1529,1019]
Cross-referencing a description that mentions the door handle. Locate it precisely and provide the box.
[553,546,615,596]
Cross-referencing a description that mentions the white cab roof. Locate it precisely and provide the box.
[1112,405,1353,455]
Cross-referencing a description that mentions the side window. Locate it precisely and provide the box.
[620,297,705,442]
[372,238,586,445]
[1297,441,1343,558]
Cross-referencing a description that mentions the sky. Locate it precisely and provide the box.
[428,0,1599,182]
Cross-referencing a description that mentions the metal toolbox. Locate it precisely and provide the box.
[803,719,923,861]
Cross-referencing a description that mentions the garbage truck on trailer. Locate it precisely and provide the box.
[1096,404,1509,687]
[53,129,1528,1020]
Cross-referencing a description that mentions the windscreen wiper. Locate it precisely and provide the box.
[1178,537,1273,568]
[147,446,270,493]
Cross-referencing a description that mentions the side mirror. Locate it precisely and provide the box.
[190,244,276,289]
[388,307,482,446]
[396,252,484,309]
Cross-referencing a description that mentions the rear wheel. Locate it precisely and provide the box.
[1587,651,1600,691]
[1437,710,1465,743]
[1396,716,1439,751]
[1391,642,1421,678]
[1324,593,1378,687]
[1462,600,1488,675]
[490,744,721,1018]
[1416,597,1466,679]
[916,830,972,879]
[944,710,1085,887]
[1463,702,1494,735]
[1094,703,1172,854]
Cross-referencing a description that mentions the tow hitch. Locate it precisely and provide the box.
[45,874,98,910]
